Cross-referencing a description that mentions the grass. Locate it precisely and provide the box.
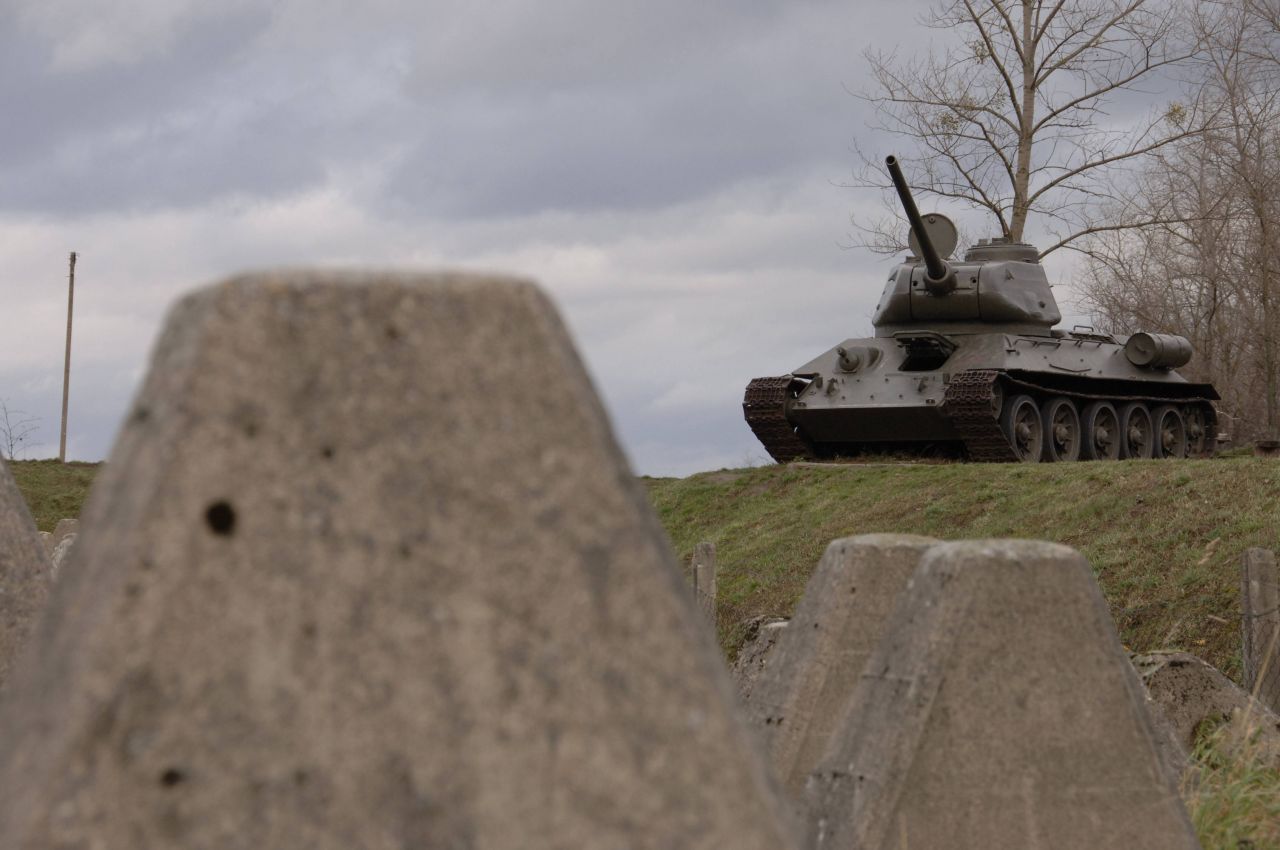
[1185,719,1280,849]
[8,459,99,531]
[645,456,1280,680]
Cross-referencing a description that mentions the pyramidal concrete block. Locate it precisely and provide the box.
[806,540,1200,850]
[0,456,50,688]
[0,271,798,850]
[749,534,935,796]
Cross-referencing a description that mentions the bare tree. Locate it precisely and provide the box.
[1080,0,1280,438]
[853,0,1204,257]
[0,400,40,461]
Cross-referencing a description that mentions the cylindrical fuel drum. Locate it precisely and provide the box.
[1124,332,1193,369]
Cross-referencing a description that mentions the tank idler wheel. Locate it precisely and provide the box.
[1080,401,1121,460]
[1118,402,1154,459]
[1152,405,1188,459]
[1185,405,1209,456]
[1001,394,1044,462]
[1041,397,1081,462]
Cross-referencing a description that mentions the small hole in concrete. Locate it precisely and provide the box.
[205,502,236,536]
[160,767,185,787]
[131,407,151,425]
[320,446,335,460]
[385,324,401,341]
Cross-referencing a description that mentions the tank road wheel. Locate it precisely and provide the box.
[1152,405,1188,459]
[1080,401,1121,460]
[1001,394,1044,462]
[1118,402,1154,459]
[1185,405,1210,456]
[1041,397,1082,462]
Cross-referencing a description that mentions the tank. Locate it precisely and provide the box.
[743,155,1220,462]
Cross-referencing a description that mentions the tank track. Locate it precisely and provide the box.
[743,376,813,462]
[943,369,1219,461]
[941,370,1017,462]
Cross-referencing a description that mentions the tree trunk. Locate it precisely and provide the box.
[1010,0,1036,242]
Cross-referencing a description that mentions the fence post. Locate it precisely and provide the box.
[692,542,716,626]
[1242,547,1280,713]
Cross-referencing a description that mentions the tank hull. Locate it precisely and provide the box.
[745,330,1219,463]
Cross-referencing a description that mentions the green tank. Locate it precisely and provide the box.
[743,155,1219,462]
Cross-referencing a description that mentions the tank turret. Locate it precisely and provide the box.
[875,155,1060,334]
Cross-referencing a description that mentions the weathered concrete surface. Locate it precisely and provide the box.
[1134,651,1280,770]
[51,517,78,548]
[732,615,789,701]
[807,540,1200,850]
[0,271,798,850]
[0,456,51,688]
[749,534,935,797]
[49,532,76,579]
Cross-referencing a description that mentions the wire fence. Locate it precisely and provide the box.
[1241,549,1280,715]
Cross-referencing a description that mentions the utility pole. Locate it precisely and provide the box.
[59,251,76,463]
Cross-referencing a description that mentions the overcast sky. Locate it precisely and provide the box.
[0,0,1102,476]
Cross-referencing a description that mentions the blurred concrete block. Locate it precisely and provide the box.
[749,534,935,796]
[1135,650,1280,771]
[732,615,789,702]
[51,517,78,549]
[0,271,798,850]
[807,540,1200,850]
[0,457,50,688]
[49,533,76,580]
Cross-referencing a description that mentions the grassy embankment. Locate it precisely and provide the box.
[646,455,1280,680]
[9,459,99,531]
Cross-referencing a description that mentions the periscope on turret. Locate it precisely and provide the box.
[743,155,1219,463]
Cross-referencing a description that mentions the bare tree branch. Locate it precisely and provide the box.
[850,0,1206,252]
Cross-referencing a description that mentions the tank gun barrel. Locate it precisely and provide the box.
[886,155,956,295]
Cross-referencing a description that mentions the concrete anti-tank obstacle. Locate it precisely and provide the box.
[748,534,935,796]
[806,540,1201,850]
[0,271,799,850]
[0,456,51,688]
[1134,650,1280,771]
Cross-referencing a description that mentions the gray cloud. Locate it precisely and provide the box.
[0,6,285,211]
[382,0,876,217]
[0,0,1106,477]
